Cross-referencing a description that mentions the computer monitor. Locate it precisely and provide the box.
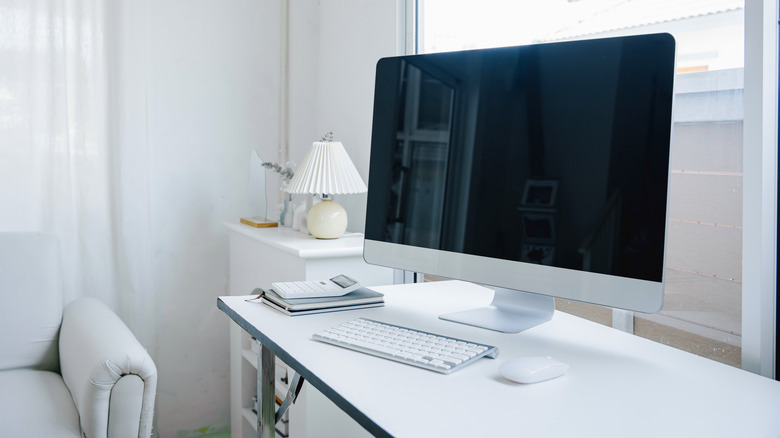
[363,33,676,333]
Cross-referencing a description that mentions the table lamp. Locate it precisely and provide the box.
[285,134,368,239]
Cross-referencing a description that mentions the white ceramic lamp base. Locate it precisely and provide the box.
[307,199,348,239]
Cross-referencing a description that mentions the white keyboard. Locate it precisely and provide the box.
[313,318,498,374]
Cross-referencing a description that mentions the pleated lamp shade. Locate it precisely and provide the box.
[285,141,367,195]
[284,140,367,239]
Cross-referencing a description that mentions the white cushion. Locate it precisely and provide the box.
[0,232,63,371]
[0,369,81,438]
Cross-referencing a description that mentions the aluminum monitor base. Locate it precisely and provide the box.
[439,287,555,334]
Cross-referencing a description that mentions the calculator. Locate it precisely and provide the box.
[271,274,362,299]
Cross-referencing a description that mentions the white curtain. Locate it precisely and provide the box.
[0,0,154,344]
[1,1,282,435]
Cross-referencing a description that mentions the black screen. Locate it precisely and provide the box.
[365,34,675,283]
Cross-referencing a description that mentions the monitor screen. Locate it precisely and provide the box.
[364,34,676,332]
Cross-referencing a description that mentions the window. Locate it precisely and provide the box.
[415,0,756,369]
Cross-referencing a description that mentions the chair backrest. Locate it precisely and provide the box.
[0,232,63,372]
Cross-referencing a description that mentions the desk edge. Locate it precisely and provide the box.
[217,297,393,438]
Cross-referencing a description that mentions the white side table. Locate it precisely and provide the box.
[224,220,393,438]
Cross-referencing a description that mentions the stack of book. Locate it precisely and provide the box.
[260,287,384,316]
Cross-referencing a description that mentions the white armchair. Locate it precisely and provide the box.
[0,232,157,438]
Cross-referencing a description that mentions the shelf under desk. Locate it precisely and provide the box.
[218,280,780,438]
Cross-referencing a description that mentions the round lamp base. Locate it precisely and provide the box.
[307,199,348,239]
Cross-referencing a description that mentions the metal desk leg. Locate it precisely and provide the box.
[256,340,305,438]
[258,343,276,438]
[276,372,304,423]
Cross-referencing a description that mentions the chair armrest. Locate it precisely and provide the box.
[59,297,157,438]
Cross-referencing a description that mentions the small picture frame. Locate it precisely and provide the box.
[521,179,558,208]
[522,213,556,244]
[521,244,555,265]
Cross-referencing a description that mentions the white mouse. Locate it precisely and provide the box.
[499,356,569,384]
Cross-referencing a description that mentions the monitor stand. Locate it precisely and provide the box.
[439,288,554,334]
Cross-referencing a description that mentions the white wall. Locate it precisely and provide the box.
[144,1,273,435]
[285,0,399,232]
[143,1,397,436]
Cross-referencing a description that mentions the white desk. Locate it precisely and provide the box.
[218,280,780,437]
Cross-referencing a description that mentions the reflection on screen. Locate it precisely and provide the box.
[367,36,674,282]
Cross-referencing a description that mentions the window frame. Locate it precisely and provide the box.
[742,0,778,378]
